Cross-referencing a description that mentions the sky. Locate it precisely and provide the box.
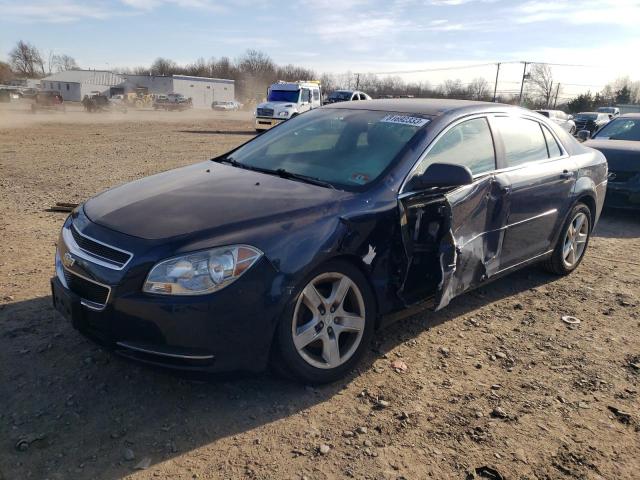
[1,0,639,99]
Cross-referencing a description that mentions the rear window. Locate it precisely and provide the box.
[493,116,548,167]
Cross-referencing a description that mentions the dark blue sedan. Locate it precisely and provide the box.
[51,99,608,383]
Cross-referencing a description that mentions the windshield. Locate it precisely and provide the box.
[226,109,430,190]
[268,89,299,103]
[597,107,616,113]
[576,113,597,120]
[329,91,352,101]
[593,118,640,141]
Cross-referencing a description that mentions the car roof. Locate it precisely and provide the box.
[577,112,599,115]
[323,98,514,116]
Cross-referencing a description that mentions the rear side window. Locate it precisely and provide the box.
[493,116,548,167]
[541,125,562,157]
[418,117,496,175]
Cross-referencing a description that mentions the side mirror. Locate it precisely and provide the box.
[577,130,590,142]
[568,115,574,120]
[408,163,473,191]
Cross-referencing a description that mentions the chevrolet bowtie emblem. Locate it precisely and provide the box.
[62,252,76,268]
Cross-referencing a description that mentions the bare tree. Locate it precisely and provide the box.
[0,61,12,83]
[529,64,555,107]
[150,57,178,76]
[52,54,78,72]
[467,77,489,100]
[9,40,44,77]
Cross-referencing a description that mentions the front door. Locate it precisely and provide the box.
[398,116,511,309]
[491,115,576,269]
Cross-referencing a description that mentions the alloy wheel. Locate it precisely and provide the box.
[562,212,589,268]
[292,272,366,370]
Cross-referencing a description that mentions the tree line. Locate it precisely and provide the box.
[2,40,638,113]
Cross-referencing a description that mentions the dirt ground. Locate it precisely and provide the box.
[1,101,639,480]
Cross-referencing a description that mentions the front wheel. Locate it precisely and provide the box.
[543,203,591,275]
[272,260,375,383]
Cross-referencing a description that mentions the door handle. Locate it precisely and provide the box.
[560,170,574,179]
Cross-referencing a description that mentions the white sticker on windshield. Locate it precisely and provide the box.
[380,114,430,127]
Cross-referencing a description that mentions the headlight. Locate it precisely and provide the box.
[278,111,290,118]
[143,245,262,295]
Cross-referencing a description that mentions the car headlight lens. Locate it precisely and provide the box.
[278,111,290,118]
[143,245,262,295]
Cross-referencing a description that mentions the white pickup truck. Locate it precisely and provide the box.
[255,81,322,131]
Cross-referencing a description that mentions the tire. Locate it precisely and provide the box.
[272,260,376,384]
[543,203,591,275]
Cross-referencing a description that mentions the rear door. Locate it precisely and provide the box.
[399,116,511,308]
[491,115,576,269]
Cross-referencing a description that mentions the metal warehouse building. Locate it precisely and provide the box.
[41,70,234,108]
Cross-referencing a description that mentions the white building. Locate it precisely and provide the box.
[40,70,235,108]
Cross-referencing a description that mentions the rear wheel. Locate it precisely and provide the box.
[543,203,591,275]
[272,260,375,383]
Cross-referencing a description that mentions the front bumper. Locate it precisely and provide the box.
[52,216,284,373]
[255,116,284,130]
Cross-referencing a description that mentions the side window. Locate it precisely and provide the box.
[302,89,311,103]
[312,89,319,101]
[541,125,562,158]
[493,116,548,167]
[416,117,496,176]
[351,94,359,101]
[359,93,367,100]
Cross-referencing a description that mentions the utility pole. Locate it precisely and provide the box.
[553,83,561,108]
[492,62,500,102]
[518,61,528,105]
[355,73,360,90]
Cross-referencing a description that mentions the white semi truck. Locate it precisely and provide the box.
[255,81,322,131]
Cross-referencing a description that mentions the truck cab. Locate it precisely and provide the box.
[255,81,322,131]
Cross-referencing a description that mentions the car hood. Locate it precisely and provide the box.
[585,139,640,172]
[256,102,297,114]
[84,161,351,240]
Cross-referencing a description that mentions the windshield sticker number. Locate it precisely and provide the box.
[380,115,430,127]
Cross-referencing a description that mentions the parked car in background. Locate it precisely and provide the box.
[31,90,65,113]
[324,90,372,104]
[574,112,610,136]
[584,113,640,209]
[535,109,576,134]
[212,100,242,111]
[20,88,38,99]
[153,93,192,111]
[51,99,607,383]
[597,106,620,118]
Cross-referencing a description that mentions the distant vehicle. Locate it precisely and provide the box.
[324,90,372,104]
[535,109,576,134]
[597,106,620,118]
[212,100,242,111]
[31,90,65,113]
[82,92,127,113]
[153,93,192,111]
[255,81,322,131]
[574,112,610,136]
[584,113,640,209]
[21,88,38,99]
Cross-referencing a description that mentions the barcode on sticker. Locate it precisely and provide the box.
[380,115,430,127]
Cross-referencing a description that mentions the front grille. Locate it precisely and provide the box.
[64,270,110,306]
[610,171,637,183]
[71,226,131,267]
[257,108,274,117]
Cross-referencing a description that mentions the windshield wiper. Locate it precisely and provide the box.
[273,168,336,189]
[213,158,336,189]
